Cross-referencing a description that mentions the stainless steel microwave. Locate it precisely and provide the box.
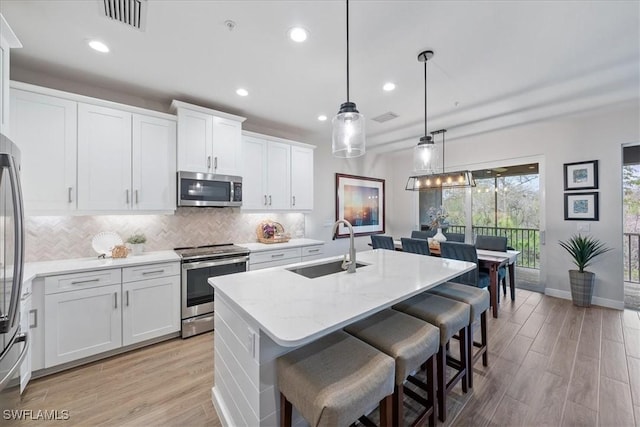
[177,171,242,207]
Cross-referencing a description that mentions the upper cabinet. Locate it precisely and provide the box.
[10,89,77,213]
[241,131,314,211]
[172,100,245,176]
[10,82,177,215]
[0,14,22,137]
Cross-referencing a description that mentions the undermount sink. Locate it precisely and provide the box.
[287,260,368,279]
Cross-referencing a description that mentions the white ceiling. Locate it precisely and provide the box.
[1,0,638,152]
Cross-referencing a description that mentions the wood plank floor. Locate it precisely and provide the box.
[8,290,640,426]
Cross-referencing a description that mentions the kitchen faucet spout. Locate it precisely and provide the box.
[331,220,356,273]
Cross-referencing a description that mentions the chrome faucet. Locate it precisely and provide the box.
[332,219,357,273]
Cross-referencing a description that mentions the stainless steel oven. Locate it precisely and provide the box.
[175,244,249,338]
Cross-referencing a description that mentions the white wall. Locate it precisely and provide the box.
[386,101,640,308]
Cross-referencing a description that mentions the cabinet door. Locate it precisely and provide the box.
[176,108,213,173]
[132,114,177,211]
[241,136,268,209]
[290,146,314,210]
[211,117,242,176]
[44,284,122,367]
[266,141,291,210]
[122,276,180,346]
[19,294,32,393]
[10,90,78,213]
[77,103,132,211]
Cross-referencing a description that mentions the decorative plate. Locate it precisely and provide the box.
[91,232,123,256]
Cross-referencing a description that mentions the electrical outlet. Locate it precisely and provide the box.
[577,223,590,232]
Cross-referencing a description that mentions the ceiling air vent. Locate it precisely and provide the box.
[101,0,147,31]
[372,112,399,123]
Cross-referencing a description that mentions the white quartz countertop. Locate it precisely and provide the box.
[23,250,180,283]
[209,249,475,347]
[238,238,324,253]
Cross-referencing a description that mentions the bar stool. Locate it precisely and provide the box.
[393,293,470,422]
[277,330,395,427]
[344,309,440,427]
[427,283,490,388]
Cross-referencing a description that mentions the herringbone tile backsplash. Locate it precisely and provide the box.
[25,208,306,262]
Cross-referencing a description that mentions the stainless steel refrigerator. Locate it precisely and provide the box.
[0,133,27,410]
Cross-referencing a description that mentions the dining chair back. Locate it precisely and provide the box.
[475,235,507,252]
[440,241,489,288]
[401,238,431,255]
[411,230,435,240]
[371,235,395,250]
[443,232,465,242]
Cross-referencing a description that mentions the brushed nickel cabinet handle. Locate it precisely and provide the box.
[271,253,285,258]
[126,290,130,307]
[292,195,296,206]
[71,278,100,285]
[142,269,165,275]
[126,189,130,204]
[68,187,73,203]
[114,292,118,309]
[207,156,212,169]
[29,309,37,329]
[135,190,139,204]
[214,157,218,169]
[264,195,267,205]
[269,195,272,206]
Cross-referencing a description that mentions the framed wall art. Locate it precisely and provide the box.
[335,173,385,237]
[564,192,599,221]
[563,160,598,190]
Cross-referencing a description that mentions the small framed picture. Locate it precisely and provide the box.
[564,192,599,221]
[564,160,598,190]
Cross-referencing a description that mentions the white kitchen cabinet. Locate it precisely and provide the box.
[44,283,122,367]
[77,103,132,211]
[242,131,314,211]
[19,293,32,393]
[10,89,77,213]
[172,100,245,176]
[132,114,177,211]
[248,243,325,270]
[0,14,21,136]
[301,244,324,261]
[122,263,180,346]
[290,145,314,210]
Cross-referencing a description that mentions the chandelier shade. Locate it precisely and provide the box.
[332,0,365,158]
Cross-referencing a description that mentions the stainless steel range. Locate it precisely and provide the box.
[174,243,250,338]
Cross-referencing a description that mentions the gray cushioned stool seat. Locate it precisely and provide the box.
[277,330,395,427]
[393,293,470,345]
[345,309,439,385]
[427,283,489,321]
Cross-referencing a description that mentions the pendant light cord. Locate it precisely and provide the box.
[346,0,350,103]
[424,59,427,137]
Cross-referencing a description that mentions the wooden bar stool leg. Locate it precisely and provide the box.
[481,312,488,366]
[280,393,292,427]
[437,345,446,422]
[426,354,436,427]
[393,385,403,427]
[379,395,393,427]
[459,326,468,394]
[466,323,474,389]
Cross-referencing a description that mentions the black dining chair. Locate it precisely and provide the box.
[443,232,465,242]
[439,242,490,288]
[411,230,436,240]
[475,235,508,299]
[371,235,395,250]
[400,238,431,255]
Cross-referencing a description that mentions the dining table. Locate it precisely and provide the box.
[392,239,520,318]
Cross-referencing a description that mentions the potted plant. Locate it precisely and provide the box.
[559,234,611,307]
[126,233,147,256]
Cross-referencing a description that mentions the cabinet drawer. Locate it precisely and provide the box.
[44,269,121,295]
[302,245,324,257]
[122,262,180,283]
[250,247,301,265]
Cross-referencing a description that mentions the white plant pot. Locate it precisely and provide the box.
[433,228,447,242]
[128,243,145,256]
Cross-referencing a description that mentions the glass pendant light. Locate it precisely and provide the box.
[332,0,365,158]
[413,50,438,172]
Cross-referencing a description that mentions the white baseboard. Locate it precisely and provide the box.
[544,288,624,310]
[212,387,231,427]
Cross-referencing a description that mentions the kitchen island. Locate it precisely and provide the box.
[208,249,475,426]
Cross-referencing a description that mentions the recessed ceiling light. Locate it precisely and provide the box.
[236,88,249,97]
[288,27,308,42]
[383,82,396,91]
[318,115,327,121]
[88,40,109,53]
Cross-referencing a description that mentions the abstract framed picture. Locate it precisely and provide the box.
[335,173,385,237]
[564,192,599,221]
[564,160,598,190]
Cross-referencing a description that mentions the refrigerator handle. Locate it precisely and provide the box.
[0,332,28,390]
[0,153,25,334]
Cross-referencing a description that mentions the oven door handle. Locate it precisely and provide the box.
[182,256,249,270]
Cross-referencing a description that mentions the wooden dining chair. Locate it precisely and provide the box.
[371,235,395,250]
[400,238,431,255]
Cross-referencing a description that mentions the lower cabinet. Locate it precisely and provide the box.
[249,244,324,271]
[44,284,122,367]
[122,275,180,346]
[42,262,180,369]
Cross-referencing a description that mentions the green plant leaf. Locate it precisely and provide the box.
[558,234,612,272]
